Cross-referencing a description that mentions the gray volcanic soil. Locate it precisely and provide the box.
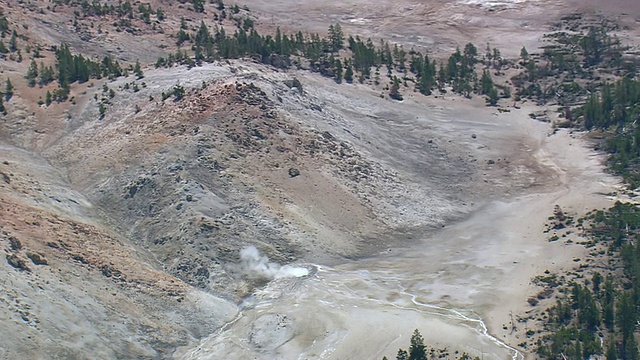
[177,71,621,360]
[1,59,558,358]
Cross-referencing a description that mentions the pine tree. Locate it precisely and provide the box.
[192,0,204,13]
[606,336,618,360]
[172,84,185,101]
[492,47,502,69]
[195,21,211,46]
[418,59,434,95]
[156,8,165,21]
[0,95,5,115]
[176,29,190,46]
[0,17,8,38]
[480,69,493,95]
[487,86,499,106]
[463,42,478,64]
[617,292,636,342]
[408,329,427,360]
[5,78,13,101]
[9,30,17,52]
[626,335,640,360]
[389,76,403,101]
[45,90,52,106]
[39,63,54,86]
[134,60,144,79]
[328,23,344,52]
[334,58,343,83]
[344,59,354,83]
[98,102,106,119]
[520,46,529,62]
[25,59,38,87]
[396,349,408,360]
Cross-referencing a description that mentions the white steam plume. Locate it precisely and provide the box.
[239,246,309,279]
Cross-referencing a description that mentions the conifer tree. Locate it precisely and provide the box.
[520,46,529,62]
[487,86,499,106]
[5,78,13,101]
[480,69,493,95]
[192,0,205,13]
[39,63,54,86]
[334,58,343,83]
[389,76,402,101]
[408,329,427,360]
[344,59,354,83]
[0,17,8,38]
[25,59,38,87]
[134,60,144,79]
[9,30,17,52]
[606,336,618,360]
[396,349,408,360]
[328,23,344,52]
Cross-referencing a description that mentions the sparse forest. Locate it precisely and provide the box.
[529,202,640,359]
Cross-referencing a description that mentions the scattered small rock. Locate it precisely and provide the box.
[288,168,300,178]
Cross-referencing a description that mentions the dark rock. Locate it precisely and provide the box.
[487,159,495,165]
[101,265,122,278]
[527,297,539,306]
[26,252,48,265]
[471,134,477,139]
[9,236,22,251]
[321,131,335,142]
[6,254,30,272]
[45,241,59,248]
[536,288,554,300]
[268,54,291,69]
[288,168,300,178]
[0,171,9,184]
[124,176,153,199]
[71,254,89,264]
[195,267,210,279]
[283,78,302,92]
